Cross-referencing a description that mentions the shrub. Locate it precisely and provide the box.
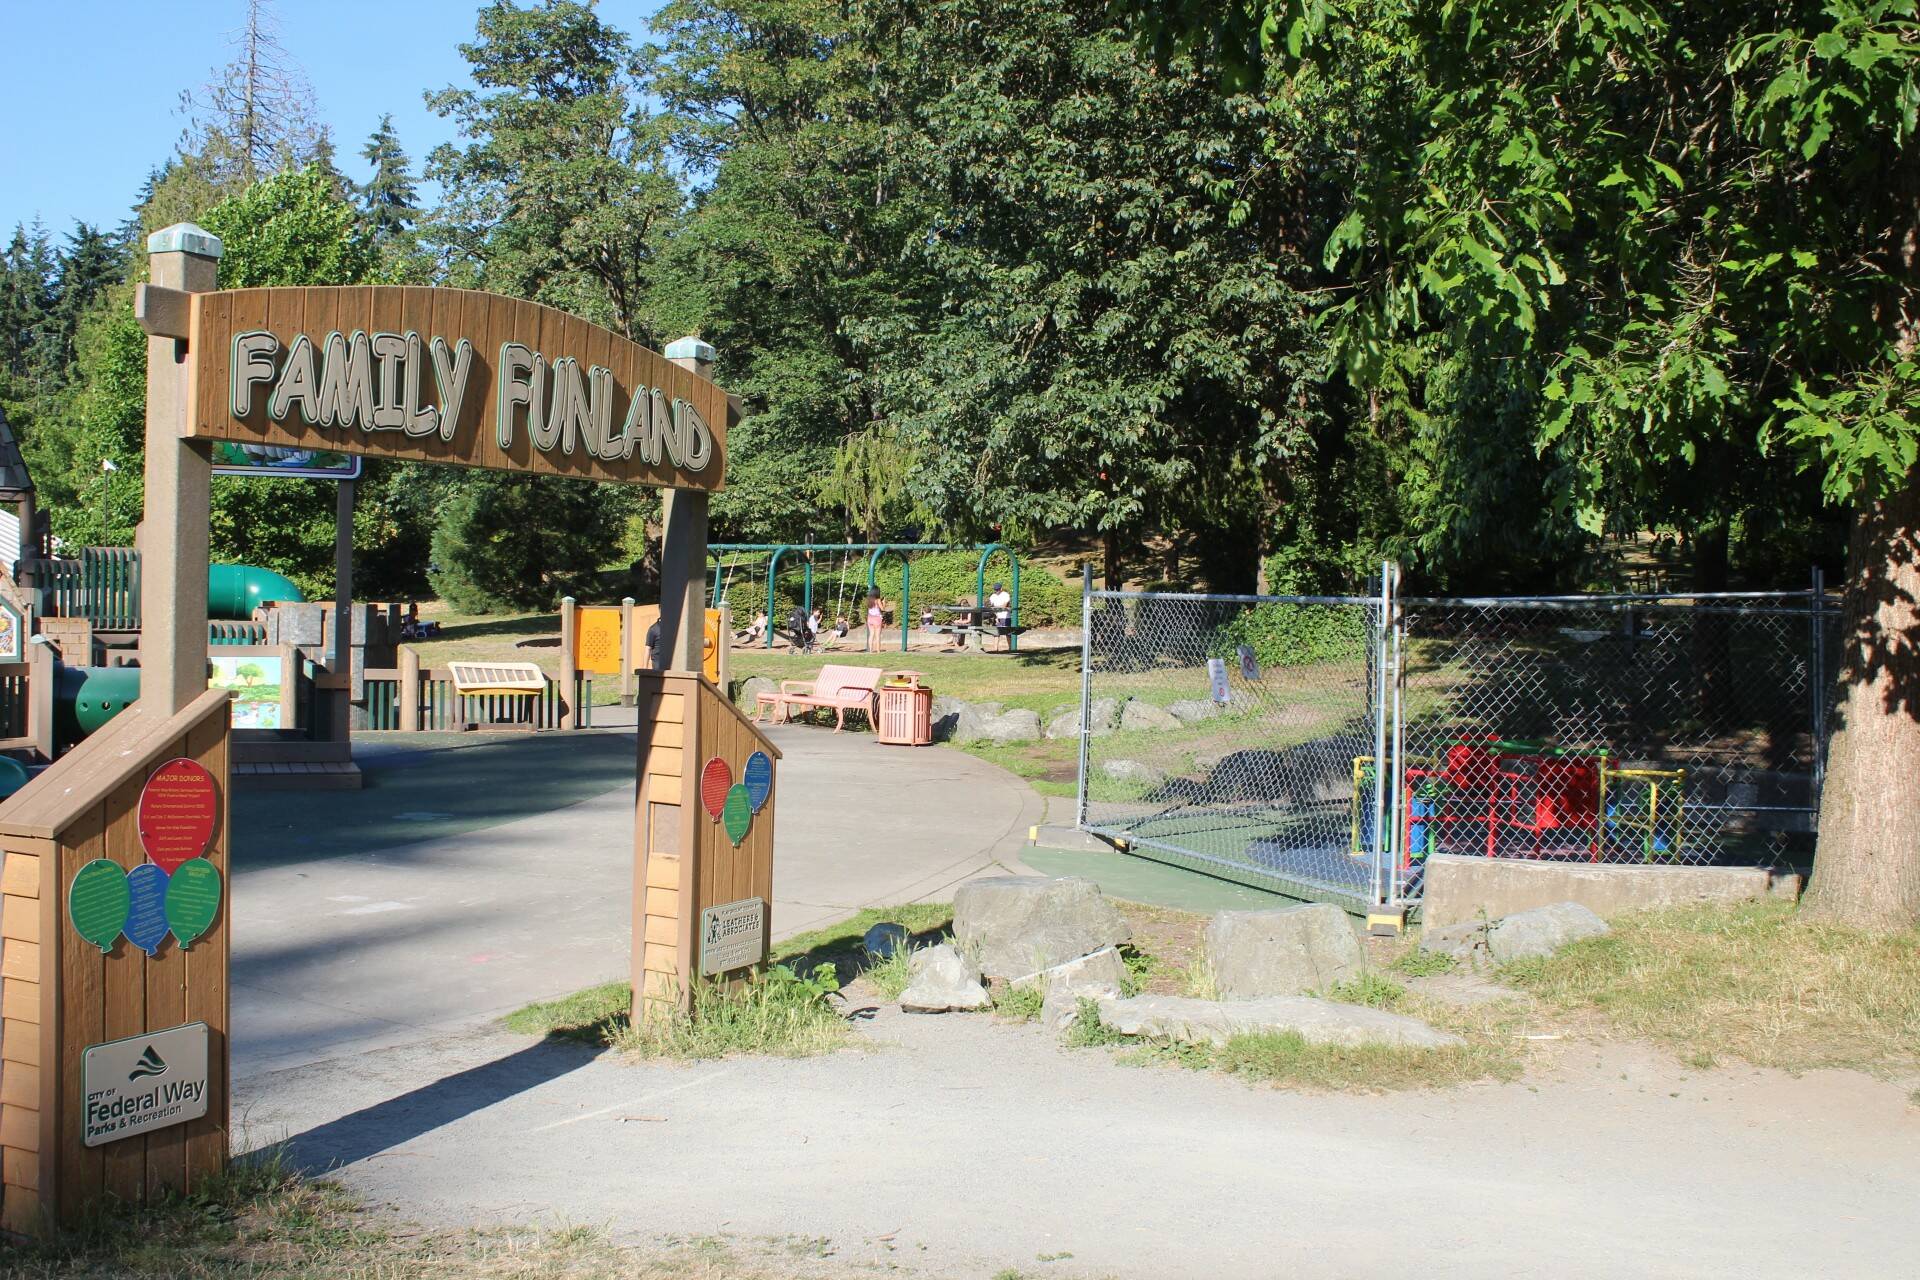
[1218,600,1369,669]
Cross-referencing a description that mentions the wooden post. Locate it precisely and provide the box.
[275,644,298,730]
[558,597,578,730]
[630,671,778,1026]
[25,639,54,761]
[716,602,732,692]
[331,479,355,735]
[660,338,715,675]
[619,597,636,706]
[134,224,220,716]
[397,645,420,733]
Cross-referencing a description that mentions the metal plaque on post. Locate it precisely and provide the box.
[81,1022,210,1147]
[699,897,766,976]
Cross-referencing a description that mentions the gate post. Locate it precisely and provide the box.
[659,339,716,674]
[135,224,220,716]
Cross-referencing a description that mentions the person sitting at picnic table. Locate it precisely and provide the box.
[865,592,885,651]
[946,597,974,650]
[988,582,1013,651]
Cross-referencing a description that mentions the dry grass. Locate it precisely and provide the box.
[1500,900,1920,1074]
[0,1156,893,1279]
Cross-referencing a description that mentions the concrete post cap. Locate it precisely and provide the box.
[146,223,224,259]
[664,336,717,363]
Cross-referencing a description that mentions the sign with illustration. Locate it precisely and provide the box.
[209,655,283,728]
[190,287,730,490]
[211,440,361,480]
[81,1022,209,1147]
[0,595,21,662]
[699,897,766,976]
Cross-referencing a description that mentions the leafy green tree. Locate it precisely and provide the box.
[1122,0,1920,925]
[425,0,681,341]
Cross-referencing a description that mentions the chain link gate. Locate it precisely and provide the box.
[1077,568,1836,914]
[1076,581,1395,913]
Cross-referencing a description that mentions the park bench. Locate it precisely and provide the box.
[756,663,892,731]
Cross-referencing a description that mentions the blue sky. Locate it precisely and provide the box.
[0,0,663,239]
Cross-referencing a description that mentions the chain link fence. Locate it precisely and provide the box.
[1077,588,1392,911]
[1078,574,1836,913]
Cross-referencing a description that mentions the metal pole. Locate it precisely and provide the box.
[1077,561,1094,829]
[1387,563,1406,908]
[1369,561,1392,908]
[1810,563,1827,799]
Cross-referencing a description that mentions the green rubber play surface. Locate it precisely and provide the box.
[1021,844,1305,913]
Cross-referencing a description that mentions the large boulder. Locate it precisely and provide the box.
[937,699,1003,744]
[1484,902,1610,963]
[736,675,777,712]
[1043,698,1121,740]
[862,922,910,959]
[1167,699,1223,725]
[1017,943,1128,993]
[1098,758,1164,787]
[1206,904,1366,998]
[981,708,1042,743]
[1119,700,1182,732]
[1096,994,1462,1049]
[899,943,990,1013]
[953,876,1132,980]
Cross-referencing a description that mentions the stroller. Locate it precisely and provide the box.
[785,606,816,654]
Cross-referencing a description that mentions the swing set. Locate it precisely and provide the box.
[707,543,1024,652]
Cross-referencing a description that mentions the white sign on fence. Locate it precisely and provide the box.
[82,1021,210,1147]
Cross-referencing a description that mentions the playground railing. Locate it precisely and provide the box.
[362,666,593,732]
[1077,574,1837,912]
[21,547,142,631]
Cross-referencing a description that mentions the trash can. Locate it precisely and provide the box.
[876,675,933,746]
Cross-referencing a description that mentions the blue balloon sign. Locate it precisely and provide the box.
[123,864,171,957]
[743,750,773,814]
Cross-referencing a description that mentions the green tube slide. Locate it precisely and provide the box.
[207,564,304,619]
[55,665,143,744]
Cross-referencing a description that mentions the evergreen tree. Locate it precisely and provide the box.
[356,114,419,242]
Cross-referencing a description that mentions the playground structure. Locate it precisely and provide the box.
[709,542,1023,652]
[0,232,756,1233]
[1348,736,1687,874]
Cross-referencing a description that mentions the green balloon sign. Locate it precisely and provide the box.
[722,783,753,846]
[165,857,223,949]
[68,859,130,953]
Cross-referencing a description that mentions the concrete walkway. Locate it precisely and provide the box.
[235,996,1920,1280]
[231,724,1040,1077]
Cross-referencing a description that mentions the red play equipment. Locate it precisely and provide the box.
[1403,735,1609,861]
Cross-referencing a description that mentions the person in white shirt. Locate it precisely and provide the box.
[988,583,1012,650]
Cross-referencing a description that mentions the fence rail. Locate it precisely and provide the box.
[1077,570,1835,913]
[21,548,141,630]
[362,668,592,732]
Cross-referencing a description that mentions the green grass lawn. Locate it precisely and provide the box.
[407,605,626,705]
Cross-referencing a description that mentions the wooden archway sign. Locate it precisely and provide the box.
[0,227,758,1234]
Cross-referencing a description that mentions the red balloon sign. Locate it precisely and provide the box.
[700,757,733,821]
[138,758,217,872]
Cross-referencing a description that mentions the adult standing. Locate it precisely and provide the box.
[865,592,885,651]
[988,581,1013,651]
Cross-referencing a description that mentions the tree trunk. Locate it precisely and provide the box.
[1103,529,1122,591]
[1802,472,1920,929]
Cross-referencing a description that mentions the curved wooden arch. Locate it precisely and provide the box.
[188,286,731,489]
